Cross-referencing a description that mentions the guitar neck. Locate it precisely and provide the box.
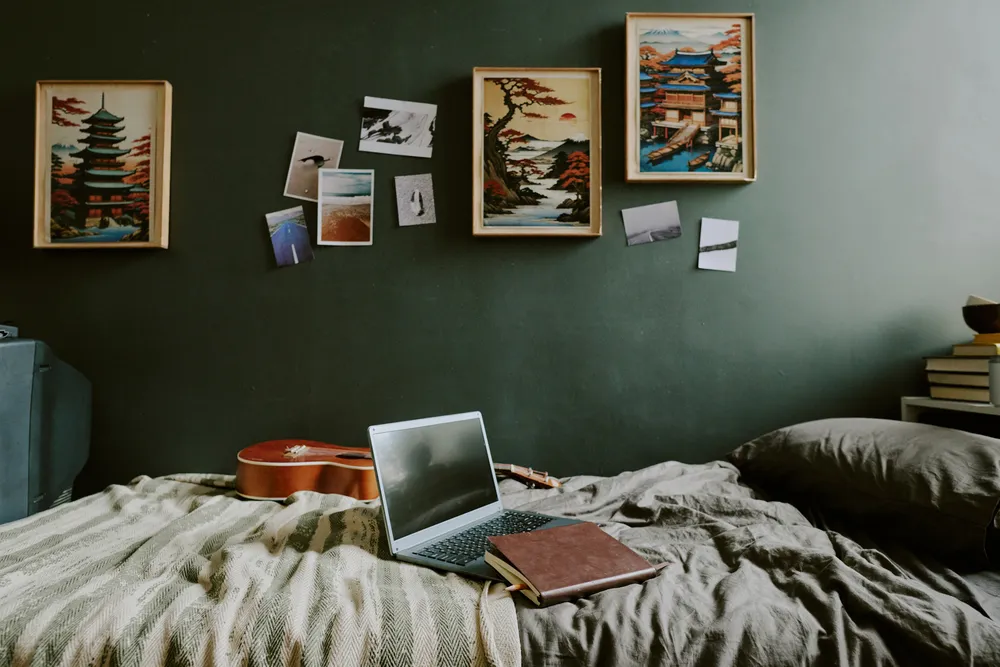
[493,463,561,489]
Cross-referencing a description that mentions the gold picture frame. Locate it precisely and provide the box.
[625,13,756,183]
[472,67,602,237]
[34,80,172,249]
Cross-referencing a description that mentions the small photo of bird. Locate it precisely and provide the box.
[284,132,345,202]
[299,155,333,168]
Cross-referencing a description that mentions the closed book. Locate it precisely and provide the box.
[929,385,991,402]
[925,357,991,373]
[953,343,1000,357]
[927,372,990,388]
[485,522,656,607]
[973,333,1000,345]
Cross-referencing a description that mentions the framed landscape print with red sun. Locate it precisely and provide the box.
[472,68,602,237]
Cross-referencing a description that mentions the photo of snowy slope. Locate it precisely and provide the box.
[359,96,437,158]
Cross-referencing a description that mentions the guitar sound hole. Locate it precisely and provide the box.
[339,452,372,460]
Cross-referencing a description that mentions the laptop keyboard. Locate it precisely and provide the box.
[414,511,552,566]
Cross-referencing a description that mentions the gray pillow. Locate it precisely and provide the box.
[728,418,1000,566]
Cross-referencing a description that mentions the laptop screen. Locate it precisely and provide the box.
[371,416,499,540]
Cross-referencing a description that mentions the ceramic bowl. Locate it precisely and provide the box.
[962,304,1000,334]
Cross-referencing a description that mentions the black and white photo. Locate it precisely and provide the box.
[621,200,682,246]
[360,97,437,158]
[283,132,344,202]
[394,174,436,226]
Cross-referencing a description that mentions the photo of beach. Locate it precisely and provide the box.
[318,169,374,246]
[622,200,682,246]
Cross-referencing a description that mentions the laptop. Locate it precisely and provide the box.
[368,411,579,580]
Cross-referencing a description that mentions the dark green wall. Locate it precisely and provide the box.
[2,1,997,495]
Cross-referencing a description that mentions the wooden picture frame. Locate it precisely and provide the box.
[34,80,172,249]
[472,67,602,237]
[625,13,756,183]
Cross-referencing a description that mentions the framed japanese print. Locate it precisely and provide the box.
[472,68,602,237]
[34,80,172,248]
[625,14,756,183]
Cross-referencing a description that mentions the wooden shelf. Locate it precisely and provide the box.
[901,396,1000,422]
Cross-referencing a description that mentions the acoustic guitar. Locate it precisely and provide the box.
[236,440,562,501]
[236,440,379,501]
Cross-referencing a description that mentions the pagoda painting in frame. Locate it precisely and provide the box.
[472,68,602,237]
[34,81,172,248]
[625,13,756,183]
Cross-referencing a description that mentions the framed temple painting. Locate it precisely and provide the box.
[625,13,756,183]
[472,68,602,237]
[34,80,172,249]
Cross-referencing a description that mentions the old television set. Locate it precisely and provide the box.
[0,338,91,524]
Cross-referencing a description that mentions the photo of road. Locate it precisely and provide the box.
[265,206,314,267]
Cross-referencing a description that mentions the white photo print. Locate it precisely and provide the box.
[318,169,374,246]
[394,174,436,226]
[698,218,739,272]
[621,200,682,246]
[283,132,344,202]
[359,97,437,158]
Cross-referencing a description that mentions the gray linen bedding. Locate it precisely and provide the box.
[0,474,519,667]
[501,460,1000,667]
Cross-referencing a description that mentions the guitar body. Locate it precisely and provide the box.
[236,440,379,501]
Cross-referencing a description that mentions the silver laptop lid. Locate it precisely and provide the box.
[368,411,503,554]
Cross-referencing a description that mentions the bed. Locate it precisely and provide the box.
[3,418,1000,666]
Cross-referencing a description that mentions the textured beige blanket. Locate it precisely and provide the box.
[0,474,519,667]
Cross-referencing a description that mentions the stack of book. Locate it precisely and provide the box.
[925,333,1000,402]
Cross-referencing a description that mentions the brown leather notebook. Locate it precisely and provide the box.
[485,522,657,606]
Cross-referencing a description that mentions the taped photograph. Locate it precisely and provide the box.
[698,217,739,271]
[622,200,682,246]
[283,132,344,202]
[359,97,437,158]
[265,206,313,267]
[394,174,436,226]
[318,169,374,246]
